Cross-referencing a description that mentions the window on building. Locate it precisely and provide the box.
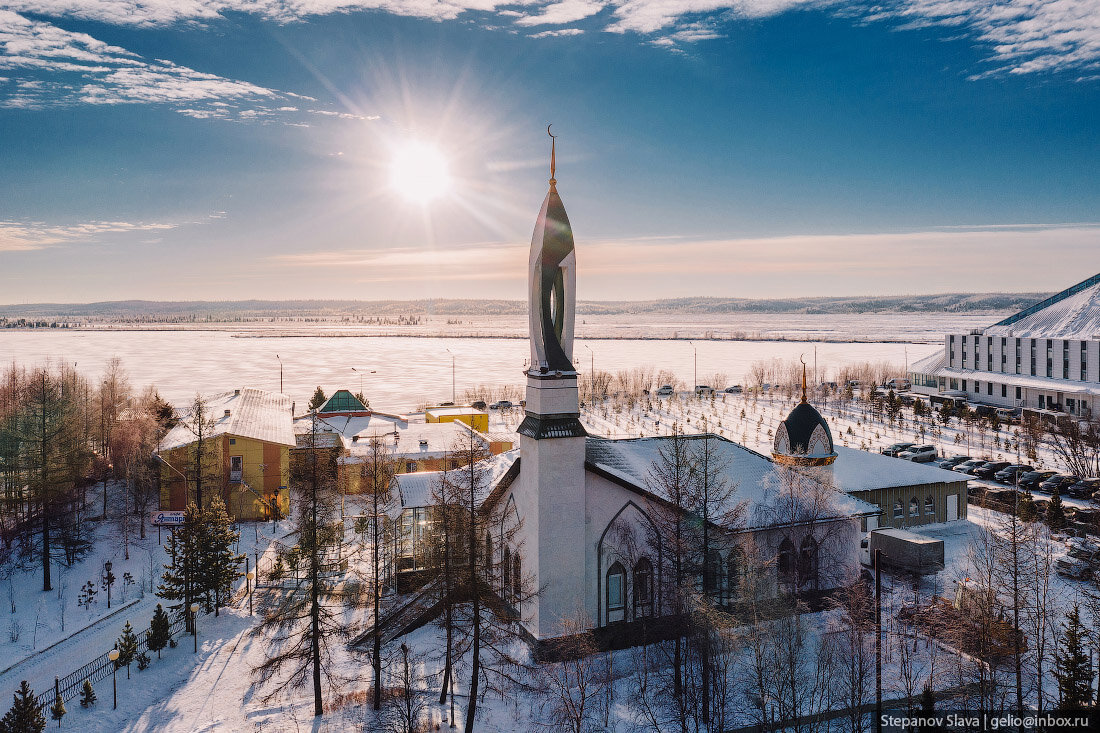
[778,539,795,587]
[1016,386,1022,400]
[1081,341,1088,381]
[1063,341,1070,379]
[704,550,721,593]
[925,495,935,516]
[229,438,236,445]
[962,380,968,391]
[405,461,417,473]
[799,537,819,590]
[1002,384,1007,398]
[987,382,993,395]
[606,562,625,614]
[988,337,993,370]
[502,545,511,597]
[1016,338,1021,374]
[633,558,654,618]
[512,554,521,602]
[974,381,980,393]
[484,533,493,576]
[894,501,903,519]
[910,496,919,516]
[1031,340,1037,376]
[1047,339,1053,378]
[725,549,743,605]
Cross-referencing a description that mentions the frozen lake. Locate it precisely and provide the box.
[0,318,972,411]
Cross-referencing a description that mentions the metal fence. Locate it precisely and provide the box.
[35,610,192,709]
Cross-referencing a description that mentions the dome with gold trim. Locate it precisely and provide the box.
[772,364,837,467]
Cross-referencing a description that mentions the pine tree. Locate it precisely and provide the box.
[1047,486,1067,532]
[48,693,64,728]
[78,681,94,709]
[308,387,326,411]
[1,681,46,733]
[1018,491,1038,523]
[1054,605,1093,709]
[116,622,138,679]
[148,604,170,659]
[198,496,241,616]
[136,652,150,671]
[157,502,202,627]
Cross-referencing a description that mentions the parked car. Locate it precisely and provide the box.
[993,464,1033,484]
[471,400,487,411]
[1018,470,1058,491]
[722,385,743,394]
[881,442,916,457]
[1039,474,1080,494]
[884,378,911,391]
[655,385,674,397]
[974,461,1012,480]
[489,400,514,410]
[1067,477,1100,499]
[953,459,989,475]
[898,445,938,463]
[935,455,970,469]
[694,385,715,396]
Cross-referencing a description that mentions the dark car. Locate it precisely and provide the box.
[1068,477,1100,500]
[954,459,989,475]
[1039,474,1080,494]
[471,400,487,411]
[936,455,970,469]
[993,464,1033,484]
[881,442,916,457]
[974,461,1012,480]
[1019,470,1058,491]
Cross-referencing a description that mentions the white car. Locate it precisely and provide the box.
[897,445,938,463]
[655,385,674,396]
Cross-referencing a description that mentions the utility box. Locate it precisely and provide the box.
[861,528,944,574]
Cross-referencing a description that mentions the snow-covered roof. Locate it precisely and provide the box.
[392,449,520,511]
[344,421,473,462]
[160,388,294,450]
[425,406,486,417]
[908,349,944,373]
[817,446,969,493]
[933,367,1100,395]
[293,412,406,443]
[984,272,1100,339]
[584,435,879,530]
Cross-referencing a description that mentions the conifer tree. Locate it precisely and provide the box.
[308,387,326,411]
[148,604,171,659]
[199,496,241,616]
[157,502,202,628]
[136,652,150,671]
[1047,487,1067,532]
[1018,491,1038,523]
[1054,605,1093,709]
[78,682,94,709]
[1,681,46,733]
[48,693,64,729]
[116,622,138,679]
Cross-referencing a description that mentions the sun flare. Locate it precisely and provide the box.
[390,141,451,204]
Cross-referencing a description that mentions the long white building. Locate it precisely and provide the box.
[909,273,1100,419]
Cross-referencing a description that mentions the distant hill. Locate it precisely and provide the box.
[0,293,1050,320]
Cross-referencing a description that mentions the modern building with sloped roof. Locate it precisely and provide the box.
[908,272,1100,419]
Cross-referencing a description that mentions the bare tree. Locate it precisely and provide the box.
[360,435,397,712]
[533,614,609,733]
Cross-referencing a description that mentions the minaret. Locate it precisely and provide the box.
[517,127,587,639]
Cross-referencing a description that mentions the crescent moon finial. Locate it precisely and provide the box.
[547,124,557,188]
[799,354,808,403]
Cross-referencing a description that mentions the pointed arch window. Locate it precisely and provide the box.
[606,562,626,623]
[484,533,493,578]
[502,545,512,598]
[633,558,654,619]
[910,496,919,517]
[925,494,935,516]
[512,553,521,602]
[777,539,795,587]
[704,550,721,594]
[893,501,904,519]
[799,536,819,590]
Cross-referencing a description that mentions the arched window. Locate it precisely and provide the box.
[484,533,493,577]
[512,553,521,602]
[910,496,919,517]
[705,550,721,594]
[893,501,904,519]
[726,547,743,605]
[799,536,819,590]
[633,558,654,619]
[606,562,627,623]
[502,545,511,598]
[777,539,795,587]
[925,494,935,516]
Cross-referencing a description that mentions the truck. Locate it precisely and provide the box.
[859,528,945,574]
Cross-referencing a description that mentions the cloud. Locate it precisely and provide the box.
[529,27,586,37]
[514,0,606,26]
[0,219,178,252]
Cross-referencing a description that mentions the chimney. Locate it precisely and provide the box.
[234,389,240,396]
[352,435,359,443]
[224,410,231,417]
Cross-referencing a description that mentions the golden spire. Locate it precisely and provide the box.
[548,124,557,191]
[800,355,807,403]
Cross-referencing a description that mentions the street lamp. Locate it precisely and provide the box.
[351,367,376,400]
[108,648,120,709]
[246,570,255,616]
[687,340,697,393]
[103,561,115,609]
[276,354,283,394]
[190,602,200,653]
[444,349,456,403]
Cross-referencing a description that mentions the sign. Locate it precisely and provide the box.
[150,510,186,526]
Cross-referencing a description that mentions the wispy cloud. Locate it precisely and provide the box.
[0,219,178,252]
[529,27,587,37]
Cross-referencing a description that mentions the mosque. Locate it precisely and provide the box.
[368,136,964,653]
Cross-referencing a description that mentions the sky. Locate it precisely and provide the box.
[1,1,1099,304]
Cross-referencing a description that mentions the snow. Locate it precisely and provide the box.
[160,388,295,450]
[985,274,1100,339]
[392,449,520,511]
[825,446,969,492]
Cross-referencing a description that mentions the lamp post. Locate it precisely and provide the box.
[246,570,255,616]
[108,648,120,709]
[276,354,283,394]
[351,367,376,401]
[444,349,456,403]
[103,561,115,609]
[688,340,697,393]
[190,602,200,653]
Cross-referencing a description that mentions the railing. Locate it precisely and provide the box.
[35,610,192,709]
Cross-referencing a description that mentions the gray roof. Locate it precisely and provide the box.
[160,388,294,450]
[392,449,520,512]
[985,272,1100,339]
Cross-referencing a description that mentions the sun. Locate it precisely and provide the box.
[390,141,451,204]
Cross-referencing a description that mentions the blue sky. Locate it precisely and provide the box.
[1,1,1098,303]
